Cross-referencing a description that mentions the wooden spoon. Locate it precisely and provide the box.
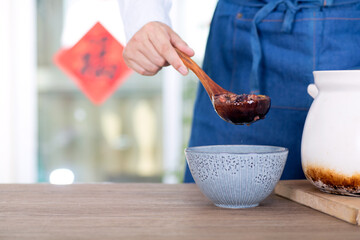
[175,48,270,125]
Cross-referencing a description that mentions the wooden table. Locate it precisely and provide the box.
[0,184,359,240]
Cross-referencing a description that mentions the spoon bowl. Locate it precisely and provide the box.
[213,93,270,125]
[176,49,271,125]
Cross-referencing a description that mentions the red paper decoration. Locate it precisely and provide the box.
[54,22,132,104]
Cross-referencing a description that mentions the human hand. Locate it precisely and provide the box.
[123,21,194,76]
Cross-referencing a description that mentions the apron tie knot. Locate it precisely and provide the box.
[282,0,299,32]
[250,0,300,93]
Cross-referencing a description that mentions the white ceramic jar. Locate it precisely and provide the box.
[301,70,360,196]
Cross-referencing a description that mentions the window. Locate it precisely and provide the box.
[0,0,216,183]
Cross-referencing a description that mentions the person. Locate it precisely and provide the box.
[119,0,360,182]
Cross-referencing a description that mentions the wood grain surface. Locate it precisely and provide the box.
[0,183,360,240]
[275,180,360,226]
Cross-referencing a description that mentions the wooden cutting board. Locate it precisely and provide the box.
[275,180,360,226]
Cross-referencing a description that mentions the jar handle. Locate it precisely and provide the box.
[307,84,318,99]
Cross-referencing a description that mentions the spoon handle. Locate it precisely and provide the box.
[175,48,226,97]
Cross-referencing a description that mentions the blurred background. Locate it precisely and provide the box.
[0,0,217,184]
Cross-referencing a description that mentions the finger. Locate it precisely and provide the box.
[170,31,195,57]
[130,50,161,75]
[127,59,155,76]
[139,40,167,68]
[135,51,161,74]
[149,31,188,76]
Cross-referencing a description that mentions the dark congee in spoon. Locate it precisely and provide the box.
[213,93,271,125]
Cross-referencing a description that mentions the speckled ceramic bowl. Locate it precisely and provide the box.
[185,145,288,209]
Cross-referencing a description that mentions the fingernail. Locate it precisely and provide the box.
[178,66,188,75]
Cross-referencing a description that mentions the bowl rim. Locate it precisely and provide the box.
[185,145,288,155]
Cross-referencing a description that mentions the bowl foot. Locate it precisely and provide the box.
[214,203,259,209]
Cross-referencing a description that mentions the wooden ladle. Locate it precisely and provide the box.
[175,48,271,125]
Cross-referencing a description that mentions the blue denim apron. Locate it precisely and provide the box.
[184,0,360,182]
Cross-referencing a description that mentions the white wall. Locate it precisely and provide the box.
[0,0,37,183]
